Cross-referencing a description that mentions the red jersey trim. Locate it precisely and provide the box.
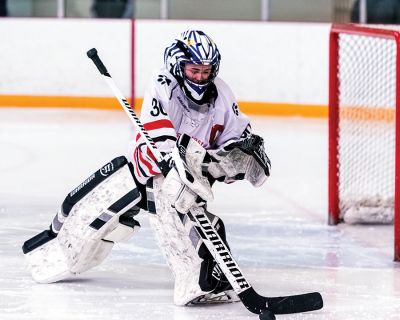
[137,146,158,176]
[136,119,174,141]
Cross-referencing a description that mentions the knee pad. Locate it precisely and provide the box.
[23,156,142,283]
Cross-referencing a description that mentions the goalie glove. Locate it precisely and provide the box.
[224,134,271,176]
[208,134,271,187]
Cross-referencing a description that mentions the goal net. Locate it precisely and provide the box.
[329,24,400,261]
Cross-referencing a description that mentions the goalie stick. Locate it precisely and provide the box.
[86,48,323,318]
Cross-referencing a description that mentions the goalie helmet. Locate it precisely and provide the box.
[164,30,221,103]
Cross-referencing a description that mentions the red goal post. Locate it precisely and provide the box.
[329,24,400,261]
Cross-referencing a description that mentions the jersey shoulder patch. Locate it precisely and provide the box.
[151,68,178,102]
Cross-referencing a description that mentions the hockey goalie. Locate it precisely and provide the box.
[22,30,271,306]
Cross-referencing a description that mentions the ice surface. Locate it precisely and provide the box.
[1,108,399,320]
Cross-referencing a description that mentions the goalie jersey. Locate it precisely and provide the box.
[132,68,250,184]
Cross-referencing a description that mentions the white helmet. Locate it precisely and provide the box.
[164,30,221,103]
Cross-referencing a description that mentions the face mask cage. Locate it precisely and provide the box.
[180,61,219,91]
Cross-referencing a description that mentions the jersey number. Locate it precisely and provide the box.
[150,98,167,117]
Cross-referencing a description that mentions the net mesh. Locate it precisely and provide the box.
[337,32,396,224]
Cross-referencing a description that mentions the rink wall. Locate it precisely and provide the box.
[0,18,330,117]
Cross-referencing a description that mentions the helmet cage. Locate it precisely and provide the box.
[179,59,218,86]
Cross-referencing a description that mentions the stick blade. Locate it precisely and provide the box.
[267,292,323,314]
[239,288,323,315]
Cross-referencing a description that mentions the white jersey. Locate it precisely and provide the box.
[132,68,250,184]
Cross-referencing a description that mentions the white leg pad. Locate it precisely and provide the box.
[25,237,113,283]
[148,176,208,306]
[59,164,140,273]
[25,238,73,284]
[24,163,141,283]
